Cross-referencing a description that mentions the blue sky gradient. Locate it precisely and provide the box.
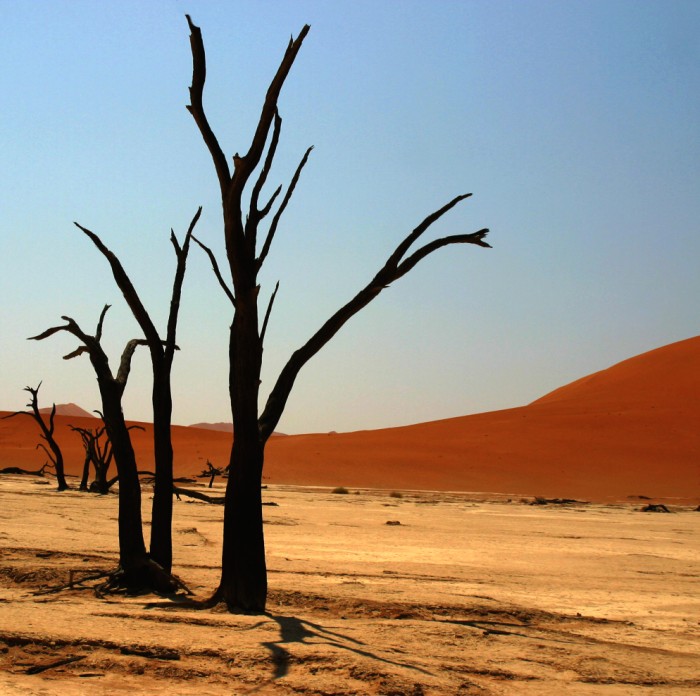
[2,0,698,433]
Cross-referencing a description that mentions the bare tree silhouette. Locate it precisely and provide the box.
[73,207,201,572]
[30,307,178,592]
[3,383,68,490]
[71,423,115,494]
[186,16,490,611]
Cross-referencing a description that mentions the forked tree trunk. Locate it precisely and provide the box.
[186,15,490,612]
[76,208,199,574]
[30,310,178,593]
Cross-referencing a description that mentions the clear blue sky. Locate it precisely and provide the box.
[2,0,698,433]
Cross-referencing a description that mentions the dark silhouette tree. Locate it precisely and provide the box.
[74,425,95,491]
[0,462,51,477]
[3,383,69,490]
[186,16,491,611]
[71,423,116,494]
[73,208,201,573]
[30,307,177,592]
[198,459,224,488]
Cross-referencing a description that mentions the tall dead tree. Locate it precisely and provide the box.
[3,383,68,490]
[30,306,176,591]
[186,16,490,612]
[73,208,201,573]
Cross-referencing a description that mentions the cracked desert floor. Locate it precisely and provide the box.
[1,476,699,694]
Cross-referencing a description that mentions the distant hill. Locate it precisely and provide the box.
[188,422,287,436]
[39,403,95,419]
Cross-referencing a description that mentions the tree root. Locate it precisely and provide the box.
[94,559,192,597]
[32,561,191,598]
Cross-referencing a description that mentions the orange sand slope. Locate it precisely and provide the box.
[1,336,698,502]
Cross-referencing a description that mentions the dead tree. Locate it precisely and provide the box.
[71,423,116,494]
[75,426,92,491]
[198,460,223,488]
[30,306,177,592]
[2,383,68,490]
[73,208,201,573]
[0,462,51,477]
[186,16,491,612]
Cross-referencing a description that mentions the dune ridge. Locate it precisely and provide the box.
[1,336,698,503]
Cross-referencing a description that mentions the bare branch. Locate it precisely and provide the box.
[232,26,311,195]
[257,145,313,270]
[29,324,73,343]
[95,305,111,343]
[186,15,231,195]
[36,442,57,466]
[385,193,472,271]
[192,235,236,306]
[29,312,101,360]
[170,228,181,255]
[258,197,490,441]
[260,281,280,347]
[395,229,490,279]
[63,346,89,361]
[115,339,148,386]
[166,206,202,353]
[75,223,161,349]
[259,185,283,221]
[1,410,31,421]
[47,402,57,436]
[247,109,282,234]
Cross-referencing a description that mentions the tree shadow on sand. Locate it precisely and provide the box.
[242,613,432,691]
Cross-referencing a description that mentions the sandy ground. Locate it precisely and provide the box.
[1,475,699,694]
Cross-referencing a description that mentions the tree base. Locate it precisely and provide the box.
[202,585,267,614]
[95,559,190,597]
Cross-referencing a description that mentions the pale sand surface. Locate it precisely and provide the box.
[1,476,699,694]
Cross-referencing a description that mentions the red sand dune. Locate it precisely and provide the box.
[1,336,698,503]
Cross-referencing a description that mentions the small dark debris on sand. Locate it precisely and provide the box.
[120,645,180,660]
[530,497,588,506]
[640,503,671,513]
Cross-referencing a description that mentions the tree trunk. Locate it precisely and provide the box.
[149,367,174,572]
[79,451,90,491]
[216,434,266,612]
[215,288,267,612]
[90,460,110,495]
[50,441,69,491]
[99,389,150,582]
